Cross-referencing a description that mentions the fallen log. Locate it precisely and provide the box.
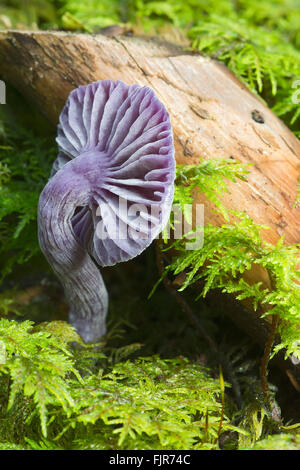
[0,30,299,385]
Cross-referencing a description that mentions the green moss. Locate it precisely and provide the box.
[249,431,300,450]
[0,90,56,280]
[0,318,238,449]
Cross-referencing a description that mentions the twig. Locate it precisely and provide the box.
[260,270,281,407]
[215,364,225,445]
[155,239,246,409]
[155,239,218,353]
[260,313,280,399]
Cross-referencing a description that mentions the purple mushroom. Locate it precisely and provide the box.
[38,80,175,343]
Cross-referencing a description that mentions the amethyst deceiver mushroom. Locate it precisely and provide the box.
[38,80,175,343]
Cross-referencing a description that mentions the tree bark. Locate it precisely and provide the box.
[0,30,299,385]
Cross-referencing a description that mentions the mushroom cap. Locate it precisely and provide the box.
[52,80,175,266]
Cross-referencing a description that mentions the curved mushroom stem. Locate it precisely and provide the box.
[38,156,108,343]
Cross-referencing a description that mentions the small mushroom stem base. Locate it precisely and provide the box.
[38,160,108,343]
